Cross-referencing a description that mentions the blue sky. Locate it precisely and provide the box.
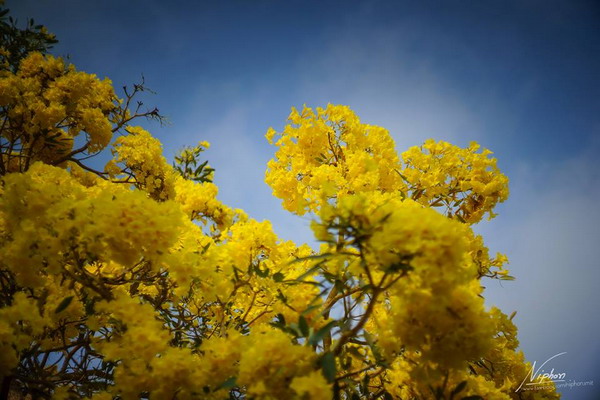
[11,1,600,398]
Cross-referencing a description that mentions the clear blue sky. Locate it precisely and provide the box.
[11,1,599,398]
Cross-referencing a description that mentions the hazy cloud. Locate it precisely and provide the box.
[478,138,600,399]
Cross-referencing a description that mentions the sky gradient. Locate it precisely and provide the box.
[10,1,600,398]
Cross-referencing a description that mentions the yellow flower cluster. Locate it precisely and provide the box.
[0,52,116,172]
[174,175,236,230]
[238,328,323,399]
[389,280,495,369]
[195,216,322,323]
[315,193,468,276]
[265,104,403,215]
[110,126,177,200]
[314,193,495,368]
[0,293,45,373]
[93,292,211,400]
[0,162,183,285]
[290,370,333,400]
[400,139,510,224]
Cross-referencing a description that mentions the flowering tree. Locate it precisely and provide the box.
[0,10,560,400]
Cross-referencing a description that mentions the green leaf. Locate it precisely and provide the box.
[84,298,95,316]
[55,296,74,314]
[321,271,337,283]
[394,169,410,182]
[301,303,321,316]
[269,313,287,331]
[461,396,484,400]
[385,262,413,274]
[214,376,237,391]
[451,381,467,398]
[292,260,326,282]
[287,322,302,337]
[377,212,392,224]
[254,264,270,278]
[275,313,286,325]
[308,320,338,346]
[363,331,388,366]
[334,279,346,292]
[276,289,288,305]
[272,272,284,282]
[298,315,309,337]
[319,352,337,382]
[500,275,515,281]
[290,253,333,264]
[195,160,209,174]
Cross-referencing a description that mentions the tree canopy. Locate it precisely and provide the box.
[0,7,560,400]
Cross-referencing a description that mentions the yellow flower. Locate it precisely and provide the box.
[291,370,333,400]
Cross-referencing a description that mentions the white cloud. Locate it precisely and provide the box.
[291,25,491,155]
[478,139,600,393]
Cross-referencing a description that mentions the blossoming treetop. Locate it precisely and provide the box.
[0,9,559,400]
